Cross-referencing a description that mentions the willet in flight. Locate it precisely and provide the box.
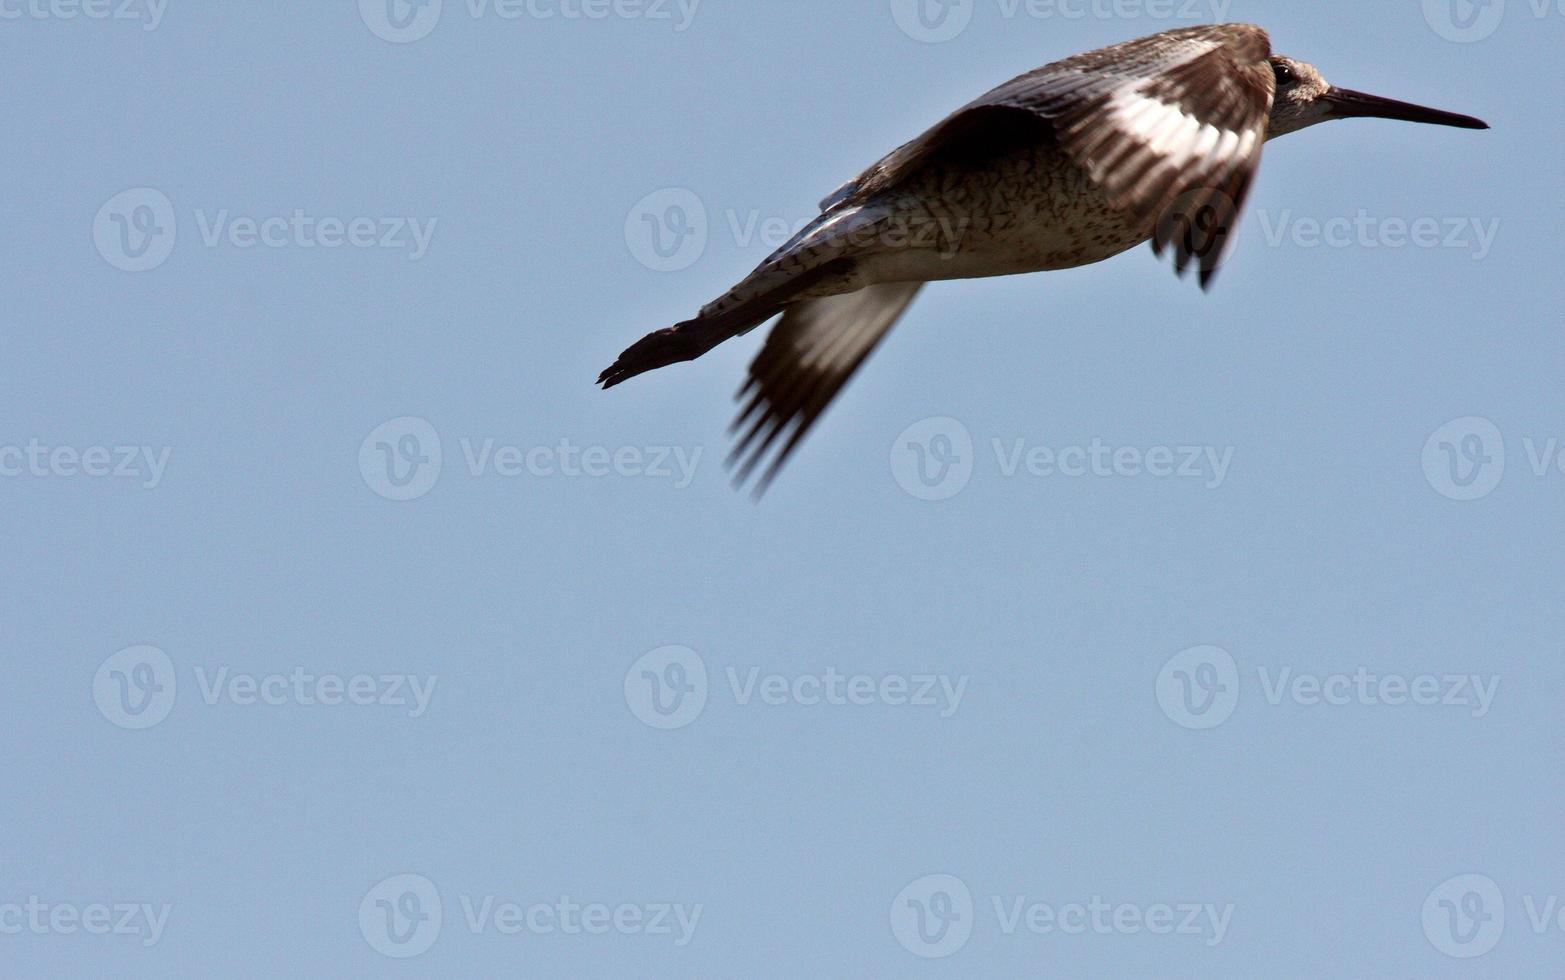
[599,24,1488,494]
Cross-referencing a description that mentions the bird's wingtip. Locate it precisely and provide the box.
[597,361,632,389]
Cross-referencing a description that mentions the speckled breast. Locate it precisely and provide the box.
[862,141,1149,283]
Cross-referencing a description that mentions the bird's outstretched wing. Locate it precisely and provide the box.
[729,282,923,495]
[836,23,1276,287]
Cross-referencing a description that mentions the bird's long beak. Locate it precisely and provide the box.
[1325,87,1489,130]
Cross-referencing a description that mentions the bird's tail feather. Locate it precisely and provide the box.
[597,307,764,389]
[597,258,852,389]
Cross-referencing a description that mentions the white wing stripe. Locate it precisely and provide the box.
[1105,90,1244,173]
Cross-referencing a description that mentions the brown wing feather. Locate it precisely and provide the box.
[729,283,924,496]
[834,24,1276,286]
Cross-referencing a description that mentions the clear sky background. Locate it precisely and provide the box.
[2,1,1561,976]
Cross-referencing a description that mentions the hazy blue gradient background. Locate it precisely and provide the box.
[2,1,1561,976]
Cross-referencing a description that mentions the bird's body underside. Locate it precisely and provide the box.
[598,23,1488,494]
[740,138,1147,303]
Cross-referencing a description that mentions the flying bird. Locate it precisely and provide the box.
[599,24,1488,494]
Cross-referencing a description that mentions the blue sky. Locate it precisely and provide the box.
[2,1,1561,976]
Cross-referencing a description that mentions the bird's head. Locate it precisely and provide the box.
[1265,54,1489,139]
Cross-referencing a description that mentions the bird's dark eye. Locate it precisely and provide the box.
[1273,62,1295,86]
